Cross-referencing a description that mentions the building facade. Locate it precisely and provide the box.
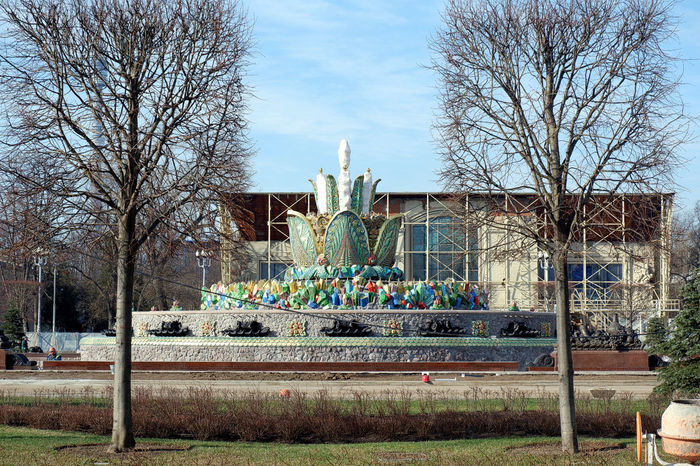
[222,191,676,329]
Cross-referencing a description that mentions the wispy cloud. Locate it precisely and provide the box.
[246,0,443,191]
[245,0,700,210]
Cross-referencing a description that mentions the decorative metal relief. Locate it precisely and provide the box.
[540,322,552,337]
[287,319,307,337]
[383,319,403,337]
[471,320,489,337]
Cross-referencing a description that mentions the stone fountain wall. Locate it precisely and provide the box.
[127,309,555,338]
[79,309,556,370]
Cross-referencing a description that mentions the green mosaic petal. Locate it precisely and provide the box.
[369,179,381,212]
[287,210,318,266]
[309,179,319,212]
[324,210,370,267]
[326,175,339,215]
[351,175,364,213]
[374,214,402,267]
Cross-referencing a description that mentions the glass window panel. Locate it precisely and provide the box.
[568,264,584,282]
[411,253,426,281]
[259,262,287,280]
[587,264,600,281]
[412,225,426,251]
[409,216,477,282]
[604,263,622,282]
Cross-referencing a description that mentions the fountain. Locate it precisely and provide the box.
[80,140,556,370]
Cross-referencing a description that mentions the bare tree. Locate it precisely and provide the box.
[671,201,700,285]
[0,181,64,332]
[608,281,655,331]
[0,0,252,451]
[431,0,685,453]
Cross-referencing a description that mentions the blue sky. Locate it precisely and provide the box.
[246,0,700,214]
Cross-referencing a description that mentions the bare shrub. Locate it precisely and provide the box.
[0,387,663,442]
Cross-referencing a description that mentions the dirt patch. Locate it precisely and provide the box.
[56,442,190,460]
[507,440,627,456]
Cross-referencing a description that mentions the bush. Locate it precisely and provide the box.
[0,388,665,443]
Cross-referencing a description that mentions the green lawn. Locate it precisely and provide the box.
[0,425,657,465]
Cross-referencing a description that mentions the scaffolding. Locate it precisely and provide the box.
[225,191,676,323]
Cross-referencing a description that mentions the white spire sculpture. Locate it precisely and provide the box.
[337,139,352,211]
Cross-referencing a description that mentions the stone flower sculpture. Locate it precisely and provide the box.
[286,140,403,280]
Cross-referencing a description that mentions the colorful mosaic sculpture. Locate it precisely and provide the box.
[201,279,489,311]
[200,139,494,313]
[287,140,403,275]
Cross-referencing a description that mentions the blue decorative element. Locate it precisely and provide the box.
[284,265,404,281]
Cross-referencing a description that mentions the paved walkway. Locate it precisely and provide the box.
[0,371,658,399]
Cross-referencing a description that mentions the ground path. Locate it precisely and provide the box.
[0,371,658,399]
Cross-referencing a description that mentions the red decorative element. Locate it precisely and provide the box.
[316,255,328,266]
[367,253,377,266]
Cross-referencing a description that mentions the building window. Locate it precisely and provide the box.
[408,216,478,281]
[538,261,622,300]
[259,262,288,280]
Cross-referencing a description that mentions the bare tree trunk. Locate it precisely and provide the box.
[156,276,168,311]
[553,249,578,454]
[110,212,136,452]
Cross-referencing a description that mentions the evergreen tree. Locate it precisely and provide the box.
[644,317,668,352]
[1,302,24,346]
[653,268,700,394]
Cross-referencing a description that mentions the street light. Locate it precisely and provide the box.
[33,248,47,344]
[52,266,57,337]
[537,250,551,282]
[195,249,212,289]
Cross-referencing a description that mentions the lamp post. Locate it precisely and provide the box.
[52,266,57,336]
[537,250,551,282]
[196,249,211,289]
[537,250,553,312]
[33,248,47,344]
